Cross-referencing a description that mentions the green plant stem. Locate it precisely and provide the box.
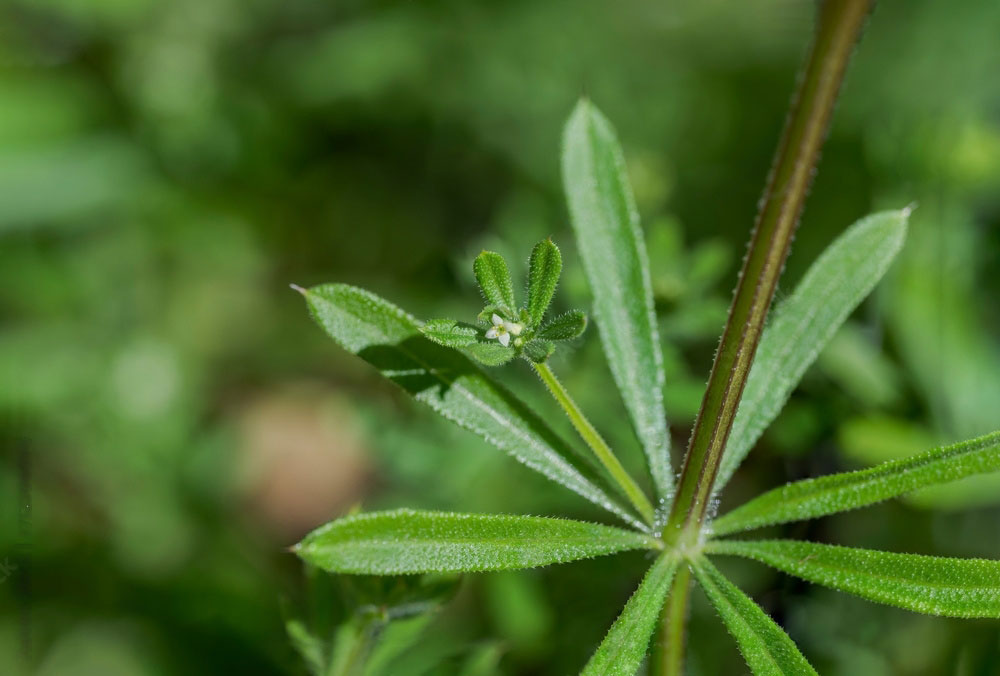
[652,564,692,676]
[663,0,874,547]
[533,361,656,525]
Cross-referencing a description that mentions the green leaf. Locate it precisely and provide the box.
[715,209,910,492]
[581,553,680,676]
[711,430,1000,536]
[295,509,661,575]
[708,539,1000,618]
[692,557,817,675]
[537,310,587,341]
[420,319,479,348]
[562,100,672,500]
[300,283,643,528]
[526,238,562,327]
[474,251,516,313]
[522,339,555,363]
[464,341,516,366]
[286,619,326,676]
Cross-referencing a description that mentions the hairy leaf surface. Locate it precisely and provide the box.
[715,210,909,491]
[562,100,672,500]
[708,539,1000,618]
[692,558,817,675]
[295,509,660,574]
[527,238,562,327]
[474,251,516,313]
[712,430,1000,535]
[581,553,680,676]
[537,310,587,341]
[301,284,642,528]
[420,319,478,348]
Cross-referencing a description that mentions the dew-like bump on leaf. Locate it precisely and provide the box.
[474,251,516,313]
[581,553,679,676]
[562,100,672,500]
[707,539,1000,618]
[295,509,660,575]
[692,558,818,676]
[522,339,555,363]
[537,310,587,341]
[715,210,910,492]
[420,319,479,348]
[527,238,562,328]
[712,430,1000,536]
[300,283,643,528]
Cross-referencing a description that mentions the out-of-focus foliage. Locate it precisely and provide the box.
[1,0,998,674]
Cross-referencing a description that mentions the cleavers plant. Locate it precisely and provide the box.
[291,0,1000,673]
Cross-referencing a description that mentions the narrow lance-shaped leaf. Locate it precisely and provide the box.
[298,284,643,528]
[295,509,661,575]
[537,310,587,341]
[715,209,910,492]
[581,553,680,676]
[692,557,818,676]
[708,539,1000,618]
[562,100,673,500]
[526,238,562,327]
[712,430,1000,536]
[474,251,516,314]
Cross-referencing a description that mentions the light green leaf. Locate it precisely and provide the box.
[537,310,587,341]
[420,319,478,348]
[300,283,642,528]
[708,539,1000,618]
[581,553,680,676]
[715,209,910,492]
[562,100,672,500]
[527,238,562,328]
[474,251,516,313]
[711,430,1000,536]
[692,557,817,676]
[295,509,661,575]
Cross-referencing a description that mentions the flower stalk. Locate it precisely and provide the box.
[533,361,656,526]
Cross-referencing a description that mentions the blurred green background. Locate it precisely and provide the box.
[1,0,999,673]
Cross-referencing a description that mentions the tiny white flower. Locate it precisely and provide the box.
[485,313,522,348]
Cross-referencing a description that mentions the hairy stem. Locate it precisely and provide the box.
[533,361,656,525]
[652,565,692,676]
[663,0,874,546]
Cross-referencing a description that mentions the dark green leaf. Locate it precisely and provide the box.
[526,238,562,327]
[712,430,1000,536]
[474,251,516,313]
[420,319,478,348]
[537,310,587,341]
[581,553,680,676]
[562,100,673,500]
[692,557,817,675]
[286,619,326,676]
[715,210,910,491]
[522,339,555,363]
[708,539,1000,618]
[295,509,661,574]
[300,283,642,528]
[464,341,516,366]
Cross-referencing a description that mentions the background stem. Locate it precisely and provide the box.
[532,361,656,525]
[652,565,692,676]
[663,0,874,546]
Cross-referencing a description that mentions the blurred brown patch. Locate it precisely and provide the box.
[235,382,371,543]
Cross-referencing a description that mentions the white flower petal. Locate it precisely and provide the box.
[491,313,504,327]
[504,321,523,336]
[498,332,511,347]
[485,327,498,339]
